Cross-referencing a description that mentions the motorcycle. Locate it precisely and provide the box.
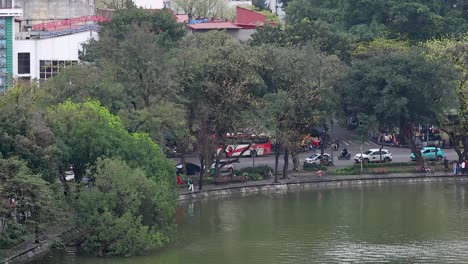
[338,152,351,160]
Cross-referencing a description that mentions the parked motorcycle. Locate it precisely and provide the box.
[338,152,351,160]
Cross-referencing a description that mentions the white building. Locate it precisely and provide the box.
[14,30,98,81]
[227,0,252,7]
[133,0,167,9]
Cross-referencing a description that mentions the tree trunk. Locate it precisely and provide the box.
[292,150,299,171]
[282,148,289,179]
[198,155,204,191]
[400,122,424,166]
[214,155,221,178]
[447,131,467,163]
[34,222,39,243]
[274,142,280,183]
[181,154,187,175]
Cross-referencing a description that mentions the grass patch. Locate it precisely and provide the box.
[330,161,445,175]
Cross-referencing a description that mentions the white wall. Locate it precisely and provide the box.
[133,0,164,9]
[13,30,98,79]
[227,0,252,7]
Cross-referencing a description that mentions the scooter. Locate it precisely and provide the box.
[338,152,351,160]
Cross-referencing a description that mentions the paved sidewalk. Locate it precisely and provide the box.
[179,170,466,195]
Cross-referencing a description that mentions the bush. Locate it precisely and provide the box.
[246,173,263,181]
[205,177,214,184]
[333,162,425,175]
[363,162,416,168]
[237,165,273,176]
[235,165,272,181]
[0,222,26,249]
[303,163,328,171]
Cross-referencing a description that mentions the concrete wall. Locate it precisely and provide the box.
[13,30,98,79]
[16,0,95,20]
[234,28,256,42]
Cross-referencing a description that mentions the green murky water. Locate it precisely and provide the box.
[32,182,468,263]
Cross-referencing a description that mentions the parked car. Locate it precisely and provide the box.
[176,162,201,176]
[410,147,445,161]
[64,171,75,181]
[355,149,392,163]
[304,153,332,166]
[210,161,235,175]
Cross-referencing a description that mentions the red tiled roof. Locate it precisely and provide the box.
[187,22,241,30]
[235,6,266,25]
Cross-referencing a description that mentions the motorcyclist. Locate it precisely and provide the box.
[341,148,349,158]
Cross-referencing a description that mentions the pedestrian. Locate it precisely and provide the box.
[334,138,340,150]
[267,169,273,179]
[176,174,183,188]
[461,161,466,175]
[444,157,449,170]
[187,176,194,192]
[453,161,459,175]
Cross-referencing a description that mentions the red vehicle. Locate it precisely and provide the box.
[217,133,272,157]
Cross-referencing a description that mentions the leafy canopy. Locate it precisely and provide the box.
[75,158,173,256]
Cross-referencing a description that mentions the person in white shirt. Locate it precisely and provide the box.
[461,161,466,175]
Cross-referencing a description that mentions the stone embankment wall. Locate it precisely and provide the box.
[2,228,80,264]
[179,174,468,201]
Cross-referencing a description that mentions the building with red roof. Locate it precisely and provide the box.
[235,6,266,28]
[186,6,275,41]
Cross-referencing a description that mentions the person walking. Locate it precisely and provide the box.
[267,169,273,179]
[444,157,449,171]
[461,161,466,175]
[453,161,459,175]
[188,176,194,192]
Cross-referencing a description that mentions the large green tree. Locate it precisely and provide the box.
[46,100,175,187]
[0,158,58,246]
[75,158,173,256]
[49,9,186,147]
[424,35,468,161]
[177,32,264,186]
[258,44,345,178]
[337,50,458,162]
[250,20,352,62]
[0,82,64,183]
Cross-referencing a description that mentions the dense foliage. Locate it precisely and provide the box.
[75,158,172,256]
[1,2,467,258]
[285,0,468,41]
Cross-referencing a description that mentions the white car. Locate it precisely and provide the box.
[210,161,235,175]
[355,149,392,163]
[64,171,75,181]
[304,153,332,166]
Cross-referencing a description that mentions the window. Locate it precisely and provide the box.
[39,60,77,81]
[0,0,13,9]
[18,53,30,74]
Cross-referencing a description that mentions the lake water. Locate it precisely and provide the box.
[32,182,468,263]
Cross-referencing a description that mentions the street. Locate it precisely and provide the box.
[172,140,460,170]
